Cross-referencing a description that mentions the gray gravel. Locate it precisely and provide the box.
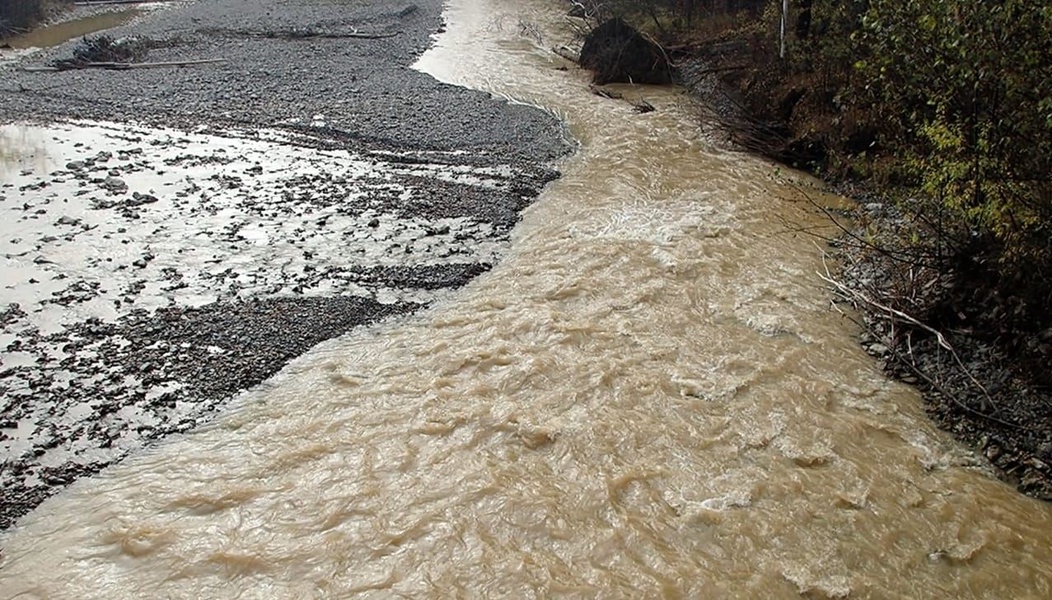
[0,0,571,530]
[2,0,569,163]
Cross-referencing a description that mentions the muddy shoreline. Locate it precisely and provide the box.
[830,191,1052,503]
[0,0,570,529]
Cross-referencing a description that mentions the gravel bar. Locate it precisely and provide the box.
[0,0,571,530]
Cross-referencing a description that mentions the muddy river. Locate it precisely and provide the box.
[2,0,1052,597]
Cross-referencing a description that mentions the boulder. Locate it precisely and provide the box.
[578,18,671,85]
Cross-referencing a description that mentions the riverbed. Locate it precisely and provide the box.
[3,0,1052,597]
[0,0,566,528]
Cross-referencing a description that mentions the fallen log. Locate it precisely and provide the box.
[205,27,401,40]
[74,0,169,5]
[304,31,400,40]
[22,58,226,72]
[632,99,656,113]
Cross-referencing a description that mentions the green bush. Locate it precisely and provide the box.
[853,1,1052,269]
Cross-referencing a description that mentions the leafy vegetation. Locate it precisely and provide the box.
[850,0,1052,320]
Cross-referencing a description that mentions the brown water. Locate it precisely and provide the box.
[1,9,142,50]
[2,0,1052,597]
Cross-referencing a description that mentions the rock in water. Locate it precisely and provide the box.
[579,18,671,85]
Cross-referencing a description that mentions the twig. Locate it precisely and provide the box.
[822,271,1029,431]
[817,250,998,413]
[74,0,168,5]
[891,330,1027,431]
[791,184,942,268]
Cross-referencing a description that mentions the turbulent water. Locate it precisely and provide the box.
[3,0,1052,597]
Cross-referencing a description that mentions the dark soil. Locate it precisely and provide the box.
[0,0,64,39]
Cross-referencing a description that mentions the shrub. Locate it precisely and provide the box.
[854,1,1052,270]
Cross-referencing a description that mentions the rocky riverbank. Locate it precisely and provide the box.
[0,0,571,529]
[827,191,1052,503]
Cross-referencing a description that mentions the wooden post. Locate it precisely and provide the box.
[780,0,788,58]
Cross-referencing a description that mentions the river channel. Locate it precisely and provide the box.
[2,0,1051,597]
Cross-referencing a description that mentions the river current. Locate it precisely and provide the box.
[2,0,1051,597]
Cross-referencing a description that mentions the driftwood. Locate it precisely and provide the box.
[552,45,579,63]
[588,84,622,100]
[22,58,225,72]
[73,0,169,5]
[203,27,401,41]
